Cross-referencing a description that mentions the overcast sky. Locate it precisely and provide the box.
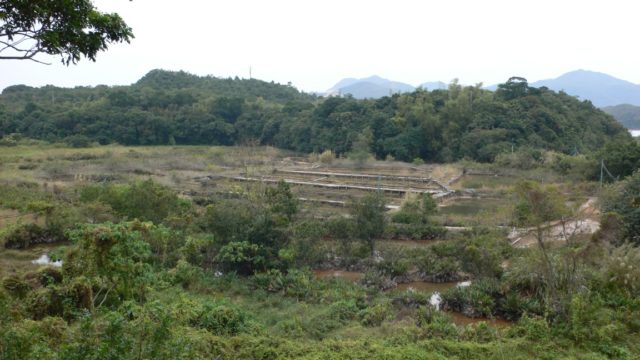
[1,0,639,93]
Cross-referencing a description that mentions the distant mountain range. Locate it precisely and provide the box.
[324,77,449,99]
[529,70,640,108]
[326,70,640,127]
[327,70,640,107]
[325,76,415,99]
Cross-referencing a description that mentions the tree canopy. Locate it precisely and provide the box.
[0,0,133,64]
[0,70,630,163]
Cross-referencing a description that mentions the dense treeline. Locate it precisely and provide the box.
[0,71,630,162]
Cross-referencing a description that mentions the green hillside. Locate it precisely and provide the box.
[603,104,640,129]
[0,71,629,162]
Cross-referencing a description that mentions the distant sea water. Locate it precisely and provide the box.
[631,130,640,137]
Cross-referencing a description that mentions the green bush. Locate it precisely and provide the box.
[600,171,640,244]
[441,278,501,318]
[2,275,30,298]
[169,259,205,289]
[415,306,459,339]
[495,147,543,170]
[26,287,64,320]
[459,234,511,278]
[324,217,355,239]
[2,223,51,249]
[37,267,63,287]
[385,223,447,240]
[328,300,359,322]
[191,300,250,336]
[252,269,315,300]
[217,241,261,275]
[359,302,392,327]
[179,234,215,269]
[0,321,36,360]
[80,180,182,224]
[64,221,154,302]
[417,250,462,281]
[506,314,551,341]
[64,135,92,148]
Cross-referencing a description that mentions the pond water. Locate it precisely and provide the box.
[313,272,513,327]
[393,280,511,327]
[313,269,363,282]
[439,198,506,216]
[394,281,471,309]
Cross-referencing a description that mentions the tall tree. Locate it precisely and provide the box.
[0,0,133,64]
[350,192,387,255]
[513,180,568,312]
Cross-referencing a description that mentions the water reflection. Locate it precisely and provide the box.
[313,269,363,282]
[313,272,512,327]
[393,280,511,327]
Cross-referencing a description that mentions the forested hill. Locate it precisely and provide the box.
[602,104,640,129]
[0,71,630,162]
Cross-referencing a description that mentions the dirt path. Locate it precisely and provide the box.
[509,197,600,248]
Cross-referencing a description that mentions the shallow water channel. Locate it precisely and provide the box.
[313,269,364,282]
[313,270,511,327]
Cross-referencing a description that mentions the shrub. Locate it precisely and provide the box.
[600,244,640,297]
[328,300,359,322]
[27,288,64,320]
[417,248,462,281]
[495,147,543,169]
[289,220,325,266]
[38,267,63,287]
[2,275,30,298]
[459,234,510,278]
[2,223,51,249]
[191,301,250,336]
[600,171,640,244]
[64,277,94,313]
[359,302,392,327]
[64,222,154,302]
[180,234,215,269]
[64,135,92,148]
[593,139,640,180]
[216,241,261,275]
[376,257,410,277]
[325,217,355,239]
[252,269,315,300]
[441,278,501,318]
[385,223,447,240]
[37,316,68,346]
[168,259,205,289]
[80,180,182,224]
[415,306,459,339]
[506,314,551,341]
[319,149,335,164]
